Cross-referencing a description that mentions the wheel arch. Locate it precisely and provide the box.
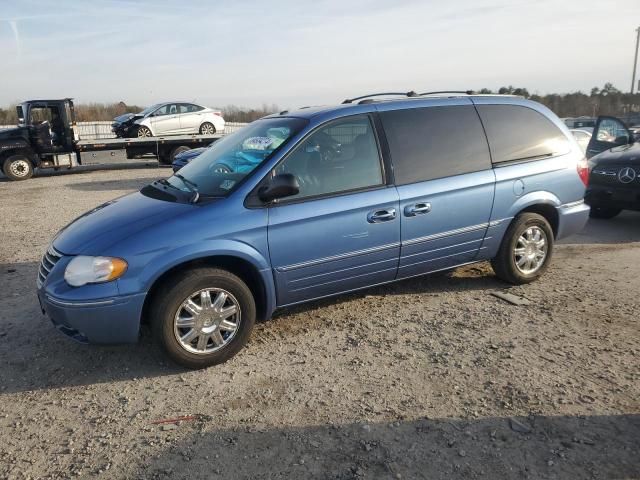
[0,146,38,165]
[507,191,560,238]
[136,120,154,136]
[141,254,273,326]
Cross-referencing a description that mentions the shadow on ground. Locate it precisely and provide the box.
[0,161,168,183]
[560,211,640,245]
[134,413,640,479]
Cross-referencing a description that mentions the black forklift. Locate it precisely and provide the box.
[0,98,221,181]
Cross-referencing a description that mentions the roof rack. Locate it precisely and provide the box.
[341,90,479,105]
[342,91,418,104]
[419,90,475,96]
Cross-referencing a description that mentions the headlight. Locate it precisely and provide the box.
[64,256,128,287]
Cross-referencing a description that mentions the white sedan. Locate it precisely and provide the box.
[113,102,225,138]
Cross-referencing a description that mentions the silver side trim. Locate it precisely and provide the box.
[489,218,510,227]
[276,242,401,272]
[45,295,115,307]
[402,222,489,247]
[560,199,585,209]
[400,247,479,269]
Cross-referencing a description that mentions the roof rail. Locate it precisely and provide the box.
[342,91,418,104]
[418,90,475,96]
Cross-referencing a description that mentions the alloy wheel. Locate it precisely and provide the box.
[200,123,215,135]
[173,288,241,354]
[513,226,548,275]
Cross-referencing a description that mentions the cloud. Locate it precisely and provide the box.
[8,20,20,58]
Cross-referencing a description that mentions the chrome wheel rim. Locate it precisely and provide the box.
[10,160,30,178]
[138,127,151,138]
[200,123,214,134]
[173,288,241,355]
[513,226,548,275]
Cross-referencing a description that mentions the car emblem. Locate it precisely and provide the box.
[618,167,636,184]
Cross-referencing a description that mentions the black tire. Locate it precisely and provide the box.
[150,268,256,369]
[137,126,152,138]
[491,212,554,285]
[589,206,621,219]
[170,145,190,162]
[199,122,216,135]
[2,154,34,181]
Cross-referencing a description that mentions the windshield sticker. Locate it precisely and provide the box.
[242,136,274,150]
[220,179,236,190]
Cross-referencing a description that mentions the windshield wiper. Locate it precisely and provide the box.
[174,174,200,203]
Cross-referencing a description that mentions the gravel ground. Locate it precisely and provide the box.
[0,166,639,479]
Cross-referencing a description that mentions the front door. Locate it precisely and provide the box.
[267,114,400,306]
[150,104,181,135]
[377,103,495,278]
[586,116,632,158]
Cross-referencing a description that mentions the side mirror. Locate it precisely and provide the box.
[258,173,299,202]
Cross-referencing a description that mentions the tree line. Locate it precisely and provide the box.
[1,84,639,125]
[0,101,280,125]
[477,83,640,119]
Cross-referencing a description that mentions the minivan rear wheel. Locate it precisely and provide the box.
[150,268,256,369]
[491,213,554,285]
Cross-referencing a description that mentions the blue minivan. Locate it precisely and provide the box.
[37,93,590,368]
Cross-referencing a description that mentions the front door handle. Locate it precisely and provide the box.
[367,208,396,223]
[404,202,432,216]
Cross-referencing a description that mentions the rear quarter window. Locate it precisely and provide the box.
[380,105,492,185]
[476,104,570,164]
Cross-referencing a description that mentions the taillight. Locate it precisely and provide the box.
[577,157,589,187]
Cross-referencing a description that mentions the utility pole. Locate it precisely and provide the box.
[632,26,640,94]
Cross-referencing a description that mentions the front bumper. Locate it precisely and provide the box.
[38,289,145,344]
[585,184,640,212]
[556,200,590,239]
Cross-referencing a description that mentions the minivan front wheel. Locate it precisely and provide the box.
[151,268,256,369]
[491,213,554,284]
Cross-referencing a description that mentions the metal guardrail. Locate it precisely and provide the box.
[0,121,248,140]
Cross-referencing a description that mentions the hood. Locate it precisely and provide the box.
[590,142,640,167]
[0,126,28,140]
[53,191,193,255]
[112,113,142,125]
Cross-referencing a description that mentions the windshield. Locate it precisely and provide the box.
[164,117,308,199]
[139,103,161,116]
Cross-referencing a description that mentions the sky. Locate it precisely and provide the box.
[0,0,639,109]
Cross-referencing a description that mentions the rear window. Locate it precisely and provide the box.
[476,105,570,164]
[380,105,492,185]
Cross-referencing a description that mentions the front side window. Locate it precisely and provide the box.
[162,117,308,199]
[380,105,492,185]
[274,115,383,200]
[153,105,170,116]
[139,104,161,116]
[476,105,570,164]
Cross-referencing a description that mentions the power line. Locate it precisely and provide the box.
[632,26,640,94]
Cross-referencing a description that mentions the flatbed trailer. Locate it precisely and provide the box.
[0,98,223,181]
